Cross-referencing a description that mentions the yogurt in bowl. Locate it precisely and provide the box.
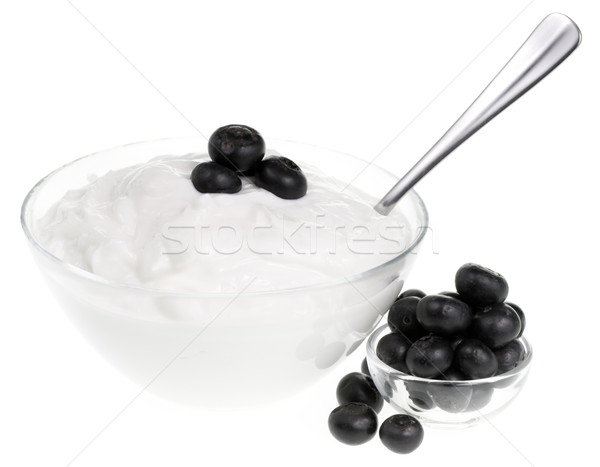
[21,136,428,408]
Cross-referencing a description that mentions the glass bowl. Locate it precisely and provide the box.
[21,137,428,408]
[366,324,533,427]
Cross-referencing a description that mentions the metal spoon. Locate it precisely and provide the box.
[375,12,581,216]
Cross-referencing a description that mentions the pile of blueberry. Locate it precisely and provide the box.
[328,372,424,453]
[383,263,525,381]
[377,263,527,414]
[328,263,527,453]
[190,124,307,199]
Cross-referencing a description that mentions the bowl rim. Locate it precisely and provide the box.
[366,323,533,385]
[20,136,429,298]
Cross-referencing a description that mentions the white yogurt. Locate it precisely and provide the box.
[36,153,413,293]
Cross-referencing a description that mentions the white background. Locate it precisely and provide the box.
[2,0,599,466]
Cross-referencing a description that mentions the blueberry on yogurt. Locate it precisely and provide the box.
[190,161,242,194]
[255,156,307,199]
[208,124,266,172]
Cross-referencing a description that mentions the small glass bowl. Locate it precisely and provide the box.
[366,324,533,427]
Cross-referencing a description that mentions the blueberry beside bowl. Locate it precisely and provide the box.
[366,324,532,427]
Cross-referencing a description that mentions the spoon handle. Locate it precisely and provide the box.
[375,13,581,215]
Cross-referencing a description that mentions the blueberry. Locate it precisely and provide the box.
[376,333,411,373]
[405,335,453,378]
[493,339,525,374]
[336,372,384,413]
[379,414,424,454]
[328,403,378,445]
[455,338,498,379]
[397,288,426,300]
[380,379,399,399]
[190,162,242,194]
[506,302,526,338]
[465,384,494,411]
[254,156,307,199]
[429,366,472,413]
[388,297,427,342]
[361,357,370,375]
[439,291,461,300]
[493,373,520,389]
[455,263,509,307]
[470,303,521,349]
[442,364,469,381]
[416,294,473,336]
[405,381,436,411]
[208,124,265,172]
[450,335,464,350]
